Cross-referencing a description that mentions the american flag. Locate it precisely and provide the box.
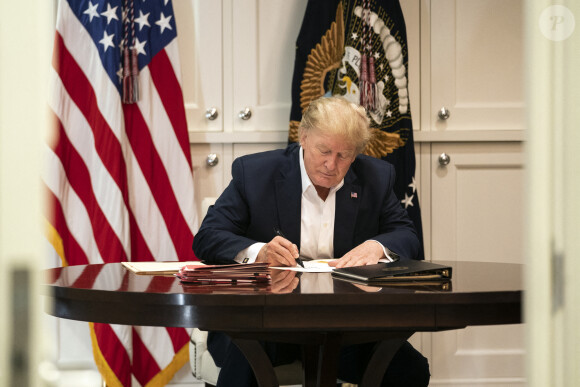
[44,0,197,385]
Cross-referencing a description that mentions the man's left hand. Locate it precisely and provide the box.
[328,240,385,268]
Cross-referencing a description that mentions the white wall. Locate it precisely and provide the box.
[525,1,580,386]
[0,0,53,385]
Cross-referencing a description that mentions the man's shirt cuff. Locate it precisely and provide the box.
[369,239,396,262]
[234,242,266,264]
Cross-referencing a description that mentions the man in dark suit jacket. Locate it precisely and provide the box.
[193,96,429,386]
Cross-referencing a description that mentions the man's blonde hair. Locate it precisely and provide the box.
[298,96,370,154]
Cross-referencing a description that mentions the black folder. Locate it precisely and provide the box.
[332,260,452,284]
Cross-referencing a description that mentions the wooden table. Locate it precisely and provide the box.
[43,261,522,387]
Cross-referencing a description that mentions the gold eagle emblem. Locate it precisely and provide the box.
[288,1,404,159]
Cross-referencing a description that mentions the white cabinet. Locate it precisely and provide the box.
[177,0,308,226]
[430,142,525,264]
[427,0,525,132]
[231,1,308,133]
[174,1,223,133]
[175,0,308,138]
[429,324,525,385]
[426,142,525,384]
[190,143,227,226]
[176,0,308,225]
[421,1,526,384]
[420,0,526,265]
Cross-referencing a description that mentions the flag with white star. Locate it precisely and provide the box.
[45,0,197,385]
[288,0,424,259]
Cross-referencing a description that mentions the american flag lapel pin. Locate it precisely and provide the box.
[351,192,358,199]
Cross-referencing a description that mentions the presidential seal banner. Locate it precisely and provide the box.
[289,0,424,259]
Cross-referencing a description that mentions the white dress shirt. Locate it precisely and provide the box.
[297,146,342,260]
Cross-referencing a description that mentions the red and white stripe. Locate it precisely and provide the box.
[45,0,197,385]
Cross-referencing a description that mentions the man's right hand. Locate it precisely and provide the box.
[256,236,299,267]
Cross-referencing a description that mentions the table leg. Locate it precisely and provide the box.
[359,333,412,387]
[316,333,342,386]
[302,344,319,387]
[230,338,279,387]
[302,333,342,387]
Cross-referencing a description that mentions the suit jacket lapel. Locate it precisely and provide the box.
[334,169,361,258]
[274,149,302,247]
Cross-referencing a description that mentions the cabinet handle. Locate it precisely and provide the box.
[205,107,218,121]
[438,153,451,166]
[206,153,219,167]
[437,107,450,120]
[238,107,252,120]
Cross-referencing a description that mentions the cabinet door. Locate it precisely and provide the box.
[191,143,285,226]
[231,0,308,133]
[175,0,223,133]
[191,144,226,228]
[431,142,524,263]
[429,324,525,385]
[430,0,525,131]
[429,142,525,384]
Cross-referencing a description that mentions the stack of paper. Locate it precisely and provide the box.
[176,262,271,284]
[180,282,272,293]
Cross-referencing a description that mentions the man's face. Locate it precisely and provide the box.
[300,130,357,190]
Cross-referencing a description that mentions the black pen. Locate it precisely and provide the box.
[273,227,304,268]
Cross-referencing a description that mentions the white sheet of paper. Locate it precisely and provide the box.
[271,259,336,273]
